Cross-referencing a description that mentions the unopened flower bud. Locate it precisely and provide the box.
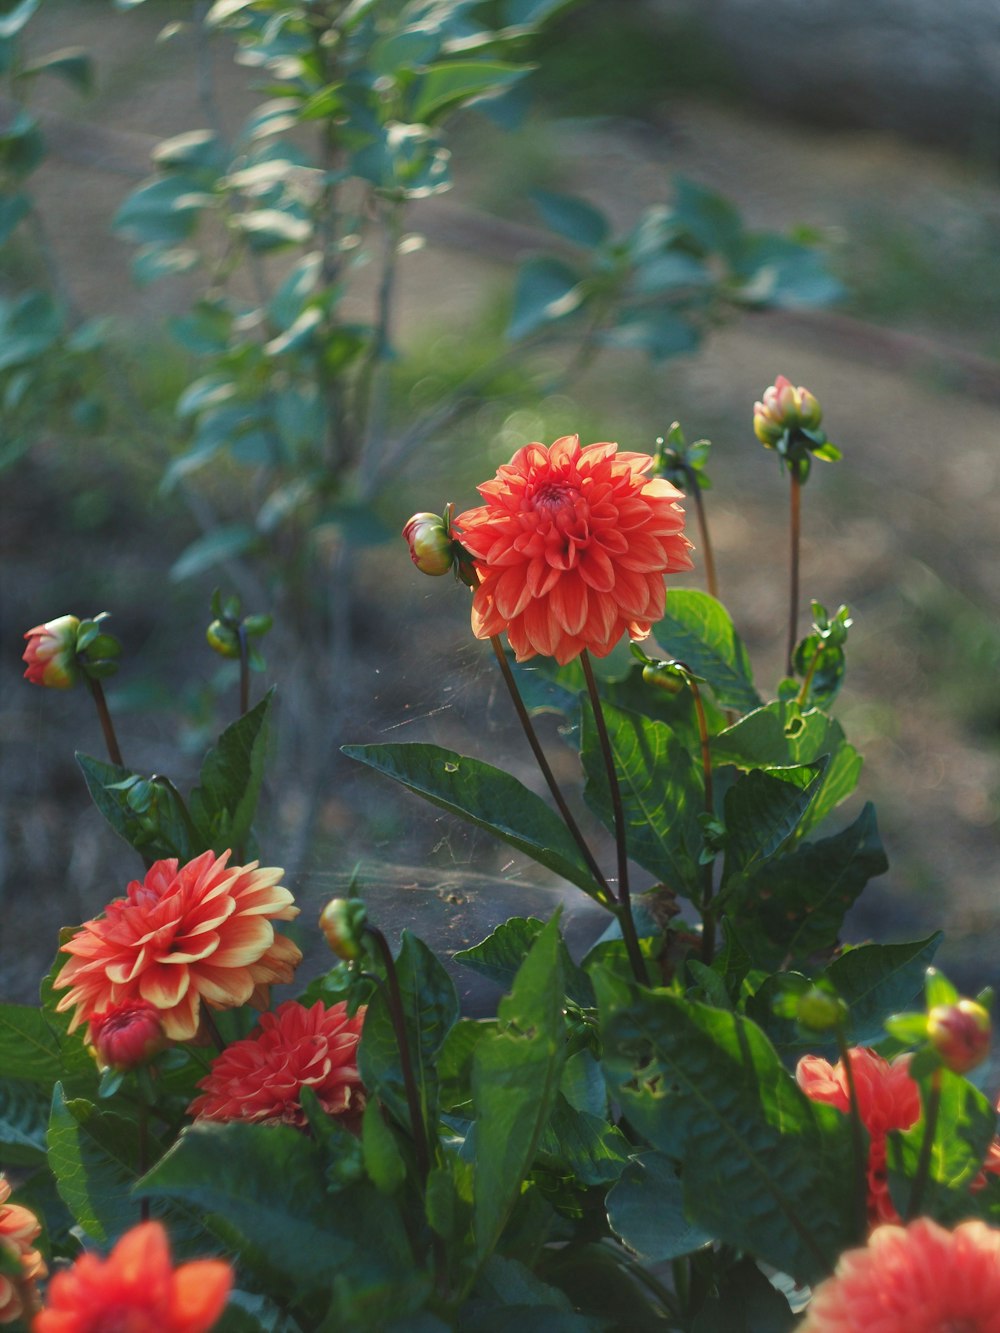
[402,512,454,577]
[927,999,991,1074]
[22,615,81,689]
[796,987,848,1033]
[90,1002,167,1072]
[206,619,241,659]
[319,897,368,961]
[754,375,824,447]
[642,662,687,695]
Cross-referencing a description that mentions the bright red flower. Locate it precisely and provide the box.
[90,1001,167,1071]
[55,851,301,1044]
[454,434,693,665]
[0,1175,45,1325]
[188,999,367,1129]
[797,1048,921,1226]
[22,615,80,689]
[32,1220,231,1333]
[800,1217,1000,1333]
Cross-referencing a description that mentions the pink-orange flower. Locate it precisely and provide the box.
[22,615,80,689]
[32,1220,231,1333]
[454,434,693,665]
[90,1001,167,1072]
[800,1217,1000,1333]
[0,1176,45,1325]
[189,998,367,1129]
[55,851,301,1044]
[797,1048,921,1226]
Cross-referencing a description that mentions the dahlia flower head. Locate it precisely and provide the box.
[188,999,366,1130]
[454,434,693,665]
[32,1220,231,1333]
[801,1217,1000,1333]
[797,1048,921,1227]
[22,614,80,689]
[0,1175,45,1326]
[55,850,301,1044]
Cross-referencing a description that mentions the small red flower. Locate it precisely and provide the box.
[90,1001,167,1072]
[32,1220,231,1333]
[189,999,367,1130]
[22,615,80,689]
[0,1175,45,1326]
[454,434,692,665]
[800,1217,1000,1333]
[54,850,301,1044]
[927,998,991,1074]
[797,1048,921,1226]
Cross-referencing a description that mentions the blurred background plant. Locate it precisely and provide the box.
[2,0,1000,1011]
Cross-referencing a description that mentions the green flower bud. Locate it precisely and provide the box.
[402,512,455,577]
[319,897,368,962]
[206,619,241,659]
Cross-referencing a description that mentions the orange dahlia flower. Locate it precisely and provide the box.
[801,1217,1000,1333]
[22,615,80,689]
[189,999,367,1129]
[0,1175,45,1325]
[32,1220,231,1333]
[797,1048,920,1227]
[454,434,693,665]
[54,850,301,1044]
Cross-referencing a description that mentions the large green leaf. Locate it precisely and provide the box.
[650,591,761,712]
[410,60,529,124]
[0,1002,92,1086]
[598,985,855,1283]
[189,689,274,855]
[472,915,566,1260]
[0,1078,49,1164]
[536,1095,630,1187]
[732,803,888,965]
[358,930,459,1136]
[581,701,704,897]
[507,257,583,341]
[531,190,609,249]
[76,753,197,862]
[342,743,601,897]
[606,1151,712,1262]
[454,917,594,1009]
[721,762,825,889]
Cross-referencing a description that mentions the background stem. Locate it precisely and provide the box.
[906,1069,943,1221]
[786,467,802,676]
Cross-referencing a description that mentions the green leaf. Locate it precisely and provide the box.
[152,129,226,172]
[358,930,459,1137]
[0,1001,93,1086]
[581,701,704,897]
[599,308,700,361]
[606,1150,712,1262]
[169,524,260,581]
[342,743,601,898]
[507,257,583,341]
[0,1078,50,1164]
[530,190,609,249]
[670,175,743,262]
[410,60,529,124]
[22,47,93,93]
[599,986,855,1283]
[132,244,200,286]
[141,1122,413,1294]
[47,1086,143,1242]
[0,192,28,245]
[0,108,43,177]
[537,1095,630,1186]
[236,208,313,250]
[651,591,761,712]
[472,915,566,1260]
[189,690,274,855]
[0,0,39,39]
[362,1100,407,1195]
[75,754,197,861]
[732,233,844,310]
[733,803,888,965]
[453,917,594,1009]
[721,762,826,888]
[113,176,208,245]
[690,1257,795,1333]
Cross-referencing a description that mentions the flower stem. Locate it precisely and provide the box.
[88,677,124,768]
[138,1100,150,1222]
[687,472,718,602]
[580,651,646,984]
[835,1032,869,1241]
[796,641,824,708]
[489,635,615,908]
[683,672,716,964]
[364,925,431,1189]
[786,464,803,677]
[906,1068,942,1221]
[238,623,250,718]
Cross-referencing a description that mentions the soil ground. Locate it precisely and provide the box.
[3,3,999,1041]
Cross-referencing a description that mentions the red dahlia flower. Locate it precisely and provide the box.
[189,998,366,1129]
[454,434,693,665]
[801,1217,1000,1333]
[32,1220,231,1333]
[797,1048,921,1227]
[0,1175,45,1325]
[22,615,80,689]
[55,850,301,1044]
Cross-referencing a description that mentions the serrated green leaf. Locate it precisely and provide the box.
[472,915,566,1260]
[0,1001,93,1086]
[651,590,761,712]
[0,1077,50,1164]
[581,701,704,897]
[599,987,855,1283]
[454,917,594,1009]
[721,762,826,888]
[75,753,197,861]
[536,1094,630,1186]
[606,1150,713,1261]
[188,690,274,855]
[342,743,601,898]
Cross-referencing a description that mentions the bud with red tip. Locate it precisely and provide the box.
[22,615,81,689]
[402,509,457,577]
[90,1002,167,1072]
[754,375,823,446]
[927,999,991,1075]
